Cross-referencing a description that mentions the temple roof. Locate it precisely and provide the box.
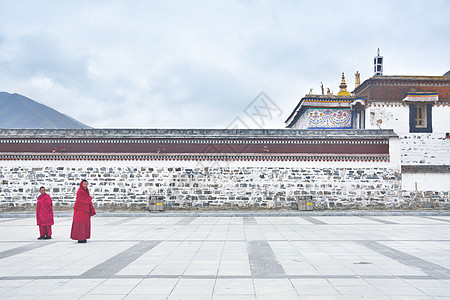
[354,75,450,92]
[353,75,450,102]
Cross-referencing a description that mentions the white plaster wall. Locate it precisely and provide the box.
[402,173,450,191]
[0,152,400,170]
[365,102,450,135]
[433,105,450,133]
[389,137,402,166]
[364,103,410,133]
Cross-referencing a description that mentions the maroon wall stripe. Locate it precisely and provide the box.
[0,140,389,155]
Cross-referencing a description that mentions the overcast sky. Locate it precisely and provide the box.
[0,0,449,129]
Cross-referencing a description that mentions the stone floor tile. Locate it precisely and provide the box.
[170,278,215,295]
[79,295,125,300]
[87,284,135,295]
[212,295,256,300]
[290,296,346,300]
[386,296,438,300]
[415,286,450,297]
[253,279,297,295]
[36,296,82,300]
[130,283,175,295]
[290,278,340,295]
[123,295,168,300]
[167,295,212,300]
[213,278,254,295]
[256,295,305,300]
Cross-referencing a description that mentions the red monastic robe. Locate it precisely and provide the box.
[71,182,96,240]
[36,194,54,226]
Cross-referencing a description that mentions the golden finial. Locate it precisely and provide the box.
[355,71,360,88]
[337,72,350,96]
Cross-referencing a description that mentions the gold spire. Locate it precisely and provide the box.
[337,72,350,96]
[355,71,360,89]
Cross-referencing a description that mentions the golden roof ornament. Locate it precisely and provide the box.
[337,72,350,96]
[355,71,360,89]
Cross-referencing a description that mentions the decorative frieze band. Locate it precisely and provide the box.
[0,153,390,162]
[0,138,388,145]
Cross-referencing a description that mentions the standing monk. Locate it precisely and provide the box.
[36,186,54,240]
[71,180,96,243]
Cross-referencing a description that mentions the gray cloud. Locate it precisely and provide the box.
[0,0,449,128]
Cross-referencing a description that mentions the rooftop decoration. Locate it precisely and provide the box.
[337,73,350,96]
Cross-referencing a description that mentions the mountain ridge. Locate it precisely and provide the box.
[0,92,91,129]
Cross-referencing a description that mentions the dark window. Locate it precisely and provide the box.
[409,104,432,133]
[415,104,426,128]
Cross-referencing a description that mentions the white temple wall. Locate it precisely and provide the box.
[0,164,405,210]
[400,133,450,165]
[402,172,450,192]
[432,105,450,133]
[365,103,410,132]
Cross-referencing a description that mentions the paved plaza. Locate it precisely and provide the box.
[0,214,450,299]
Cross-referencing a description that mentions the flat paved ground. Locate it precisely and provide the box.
[0,215,450,299]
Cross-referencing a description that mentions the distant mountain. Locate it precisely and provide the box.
[0,92,91,129]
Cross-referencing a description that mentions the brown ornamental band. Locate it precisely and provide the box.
[0,138,389,155]
[0,153,390,162]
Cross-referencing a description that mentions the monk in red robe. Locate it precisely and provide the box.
[70,180,96,243]
[36,186,54,240]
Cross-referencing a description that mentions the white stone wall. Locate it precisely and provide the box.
[0,164,406,210]
[400,133,450,165]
